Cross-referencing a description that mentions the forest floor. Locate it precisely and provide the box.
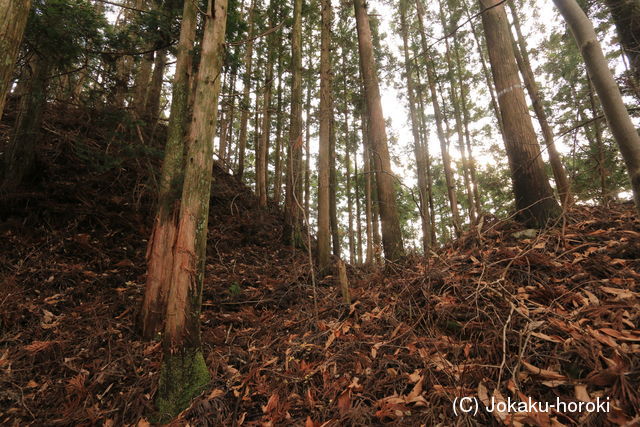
[1,107,639,426]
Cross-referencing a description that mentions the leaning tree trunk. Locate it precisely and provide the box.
[283,0,304,247]
[480,0,561,227]
[155,0,227,420]
[602,0,640,92]
[353,0,404,261]
[0,0,32,121]
[508,1,572,206]
[139,0,197,341]
[555,0,640,213]
[2,54,49,191]
[317,0,333,274]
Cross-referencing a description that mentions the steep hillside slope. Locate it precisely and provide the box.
[1,107,639,426]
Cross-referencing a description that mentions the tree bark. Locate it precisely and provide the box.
[453,31,482,216]
[400,0,431,252]
[156,0,227,419]
[144,48,167,124]
[480,0,561,227]
[438,0,477,224]
[0,0,32,121]
[283,0,305,246]
[139,0,197,341]
[508,2,572,206]
[353,0,404,261]
[462,0,504,137]
[555,0,640,213]
[2,54,49,191]
[360,108,374,263]
[415,0,462,236]
[317,0,333,273]
[273,37,284,204]
[236,0,256,180]
[354,152,363,263]
[603,0,640,91]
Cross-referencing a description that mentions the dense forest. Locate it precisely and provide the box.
[1,0,640,424]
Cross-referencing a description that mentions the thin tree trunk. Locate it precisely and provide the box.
[317,0,333,273]
[481,0,561,226]
[156,0,227,419]
[329,116,341,257]
[225,67,237,166]
[283,0,304,246]
[586,75,610,203]
[258,13,275,207]
[145,48,168,122]
[139,0,197,340]
[344,126,356,265]
[508,1,572,206]
[353,0,404,260]
[603,0,640,90]
[0,0,32,121]
[236,0,256,179]
[415,0,462,236]
[413,58,438,244]
[400,0,431,252]
[463,0,504,136]
[2,54,49,191]
[438,0,476,224]
[304,43,312,216]
[273,40,284,204]
[453,31,482,215]
[361,108,374,263]
[555,0,640,213]
[354,152,363,264]
[132,39,154,118]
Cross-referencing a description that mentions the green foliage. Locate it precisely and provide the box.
[25,0,106,67]
[228,282,242,297]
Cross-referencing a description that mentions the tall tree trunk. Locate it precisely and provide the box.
[463,0,504,136]
[453,31,482,215]
[555,0,640,213]
[283,0,304,246]
[156,0,227,419]
[481,0,561,226]
[329,116,341,257]
[317,0,333,273]
[217,71,230,167]
[273,39,284,204]
[400,0,431,252]
[354,152,363,263]
[413,59,438,244]
[133,52,154,117]
[145,48,168,120]
[2,54,49,191]
[0,0,32,121]
[224,67,238,166]
[304,41,312,216]
[361,109,374,263]
[139,0,197,340]
[236,0,256,180]
[508,2,572,206]
[415,0,462,236]
[438,0,477,224]
[586,75,610,204]
[603,0,640,90]
[353,0,404,260]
